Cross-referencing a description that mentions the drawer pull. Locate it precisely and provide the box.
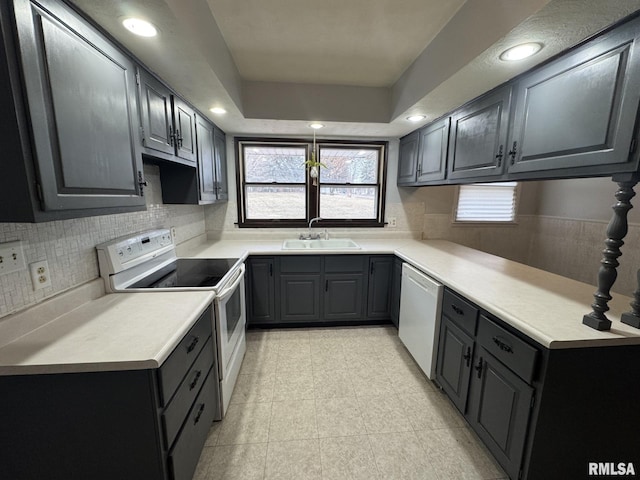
[186,336,200,353]
[475,357,484,379]
[493,336,514,353]
[451,304,464,316]
[189,370,202,391]
[463,346,472,367]
[193,403,205,425]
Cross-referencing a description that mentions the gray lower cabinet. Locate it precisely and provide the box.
[158,115,228,205]
[139,68,196,167]
[366,255,393,319]
[0,305,219,480]
[447,85,511,182]
[279,255,322,322]
[507,18,640,178]
[437,315,474,412]
[247,257,276,324]
[389,257,402,328]
[0,0,146,222]
[247,254,394,326]
[397,131,420,185]
[436,288,640,479]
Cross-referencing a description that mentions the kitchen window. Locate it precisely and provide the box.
[454,182,519,223]
[236,138,387,227]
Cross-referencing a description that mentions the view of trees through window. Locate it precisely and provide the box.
[238,140,386,226]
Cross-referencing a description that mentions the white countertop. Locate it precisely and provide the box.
[0,291,214,375]
[184,237,640,349]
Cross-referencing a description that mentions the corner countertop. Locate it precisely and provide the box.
[183,237,640,349]
[0,291,214,376]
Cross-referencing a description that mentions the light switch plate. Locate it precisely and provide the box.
[0,241,26,276]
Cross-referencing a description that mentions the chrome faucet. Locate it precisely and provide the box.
[300,217,323,240]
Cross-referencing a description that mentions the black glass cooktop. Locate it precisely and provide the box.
[128,258,240,289]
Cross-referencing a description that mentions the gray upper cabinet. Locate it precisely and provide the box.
[447,85,511,182]
[196,115,217,203]
[213,129,229,202]
[397,131,419,185]
[138,68,196,167]
[158,115,228,205]
[0,0,145,222]
[416,117,449,184]
[507,19,640,177]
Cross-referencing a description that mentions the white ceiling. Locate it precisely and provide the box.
[70,0,640,138]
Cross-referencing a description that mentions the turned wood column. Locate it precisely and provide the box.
[583,176,637,331]
[621,269,640,328]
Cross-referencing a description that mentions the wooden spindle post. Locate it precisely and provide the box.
[583,176,637,330]
[621,269,640,328]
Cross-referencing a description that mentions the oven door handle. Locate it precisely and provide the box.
[216,264,245,301]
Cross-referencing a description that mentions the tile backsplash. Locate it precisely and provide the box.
[0,165,205,318]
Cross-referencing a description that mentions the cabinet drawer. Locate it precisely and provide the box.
[162,337,214,449]
[280,256,321,273]
[442,289,478,336]
[477,315,538,383]
[169,366,218,480]
[324,255,365,273]
[159,305,213,406]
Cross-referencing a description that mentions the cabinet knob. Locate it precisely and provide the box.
[463,346,472,367]
[508,141,518,164]
[475,356,484,379]
[495,144,504,167]
[186,336,200,353]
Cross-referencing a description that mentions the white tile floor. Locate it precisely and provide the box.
[194,326,508,480]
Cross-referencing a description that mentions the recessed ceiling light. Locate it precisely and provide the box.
[407,115,426,122]
[500,42,543,61]
[309,123,324,129]
[210,107,227,114]
[122,18,157,37]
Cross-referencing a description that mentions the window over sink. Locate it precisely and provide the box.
[236,138,387,228]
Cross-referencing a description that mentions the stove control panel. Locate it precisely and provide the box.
[96,229,174,275]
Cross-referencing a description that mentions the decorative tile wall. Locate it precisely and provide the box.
[0,165,206,318]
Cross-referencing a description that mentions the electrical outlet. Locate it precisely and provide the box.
[0,241,26,276]
[170,227,177,240]
[29,260,52,290]
[388,217,397,228]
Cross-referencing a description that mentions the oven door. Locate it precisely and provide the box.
[215,264,246,380]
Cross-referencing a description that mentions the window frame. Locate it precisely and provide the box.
[452,182,520,225]
[236,137,388,228]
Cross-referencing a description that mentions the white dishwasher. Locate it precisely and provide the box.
[398,263,444,379]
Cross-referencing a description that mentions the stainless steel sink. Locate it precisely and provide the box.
[282,238,361,250]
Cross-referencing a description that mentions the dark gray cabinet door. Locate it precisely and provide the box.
[213,128,229,202]
[324,273,365,321]
[280,274,321,322]
[436,316,474,413]
[389,257,402,328]
[173,97,197,164]
[13,0,144,211]
[139,69,174,157]
[508,22,640,177]
[195,115,216,203]
[397,131,419,185]
[448,86,511,181]
[367,256,393,320]
[467,348,533,480]
[416,117,449,184]
[247,257,276,324]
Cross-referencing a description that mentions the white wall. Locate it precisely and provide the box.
[0,164,206,318]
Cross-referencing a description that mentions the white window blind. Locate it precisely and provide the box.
[455,182,518,222]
